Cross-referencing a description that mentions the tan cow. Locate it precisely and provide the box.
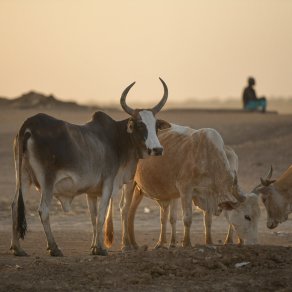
[254,166,292,229]
[120,143,260,249]
[112,124,258,250]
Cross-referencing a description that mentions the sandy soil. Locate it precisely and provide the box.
[0,108,292,291]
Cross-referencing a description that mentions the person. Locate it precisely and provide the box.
[242,77,267,112]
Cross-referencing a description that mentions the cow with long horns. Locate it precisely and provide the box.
[11,78,170,256]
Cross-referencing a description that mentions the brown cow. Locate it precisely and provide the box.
[254,166,292,229]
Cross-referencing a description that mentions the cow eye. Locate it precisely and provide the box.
[244,215,251,221]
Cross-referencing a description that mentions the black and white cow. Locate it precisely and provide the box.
[11,78,170,256]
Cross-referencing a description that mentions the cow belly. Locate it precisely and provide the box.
[54,176,79,195]
[143,189,180,201]
[53,172,101,212]
[53,177,78,212]
[136,178,180,200]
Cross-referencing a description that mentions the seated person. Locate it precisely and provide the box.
[242,77,267,112]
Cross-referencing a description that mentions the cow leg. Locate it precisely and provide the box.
[237,237,244,246]
[128,186,143,249]
[204,211,213,245]
[87,194,98,250]
[39,189,63,256]
[155,200,170,249]
[92,180,113,256]
[224,224,234,245]
[180,189,193,248]
[11,173,30,256]
[120,181,135,251]
[169,198,179,248]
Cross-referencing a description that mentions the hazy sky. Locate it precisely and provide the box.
[0,0,291,105]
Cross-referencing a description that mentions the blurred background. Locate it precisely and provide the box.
[0,0,292,112]
[1,3,292,278]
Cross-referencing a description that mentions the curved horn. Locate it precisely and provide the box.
[232,172,246,202]
[260,166,275,187]
[266,165,273,180]
[251,183,263,194]
[260,178,276,187]
[120,81,136,116]
[152,78,168,114]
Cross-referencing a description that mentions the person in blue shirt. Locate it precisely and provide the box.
[242,77,267,113]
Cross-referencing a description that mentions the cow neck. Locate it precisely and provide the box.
[116,119,141,164]
[129,134,145,159]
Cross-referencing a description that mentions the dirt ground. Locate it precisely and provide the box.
[0,108,292,291]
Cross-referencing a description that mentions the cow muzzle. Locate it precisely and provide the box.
[148,147,164,156]
[267,220,278,229]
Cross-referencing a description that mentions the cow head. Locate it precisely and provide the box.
[253,166,288,229]
[227,193,260,245]
[120,78,171,158]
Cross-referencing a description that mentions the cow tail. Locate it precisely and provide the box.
[15,129,30,239]
[104,198,114,248]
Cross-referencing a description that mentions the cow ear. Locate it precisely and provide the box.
[127,119,135,133]
[157,119,171,130]
[219,201,239,210]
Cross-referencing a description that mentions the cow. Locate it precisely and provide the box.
[223,192,260,245]
[10,78,170,257]
[110,124,256,250]
[221,146,260,245]
[117,132,260,249]
[254,166,292,229]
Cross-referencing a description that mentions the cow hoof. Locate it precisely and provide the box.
[182,243,192,248]
[169,243,176,249]
[92,247,108,256]
[154,243,167,249]
[49,248,63,257]
[12,248,28,256]
[121,245,133,252]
